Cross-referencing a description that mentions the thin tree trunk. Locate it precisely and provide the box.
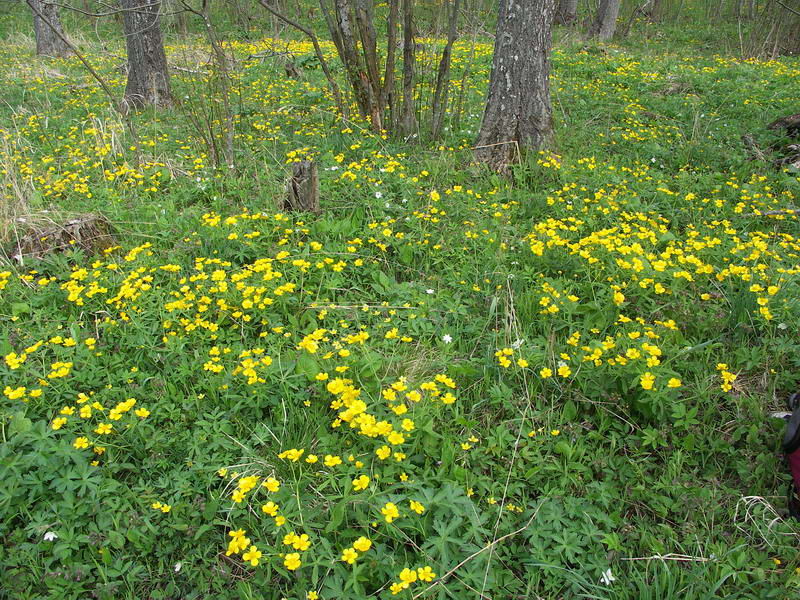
[121,0,173,110]
[399,0,417,137]
[331,0,378,126]
[30,0,71,57]
[431,0,460,139]
[382,0,399,128]
[555,0,578,24]
[588,0,621,40]
[475,0,555,172]
[354,0,380,95]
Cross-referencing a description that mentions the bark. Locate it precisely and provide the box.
[121,0,173,110]
[399,0,417,136]
[475,0,555,172]
[332,0,378,126]
[554,0,577,25]
[382,0,399,127]
[588,0,621,41]
[284,160,321,213]
[31,0,71,57]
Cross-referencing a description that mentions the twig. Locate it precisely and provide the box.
[620,553,712,562]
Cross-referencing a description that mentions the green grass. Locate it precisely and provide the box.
[1,7,800,600]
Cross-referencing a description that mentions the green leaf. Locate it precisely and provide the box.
[296,353,320,380]
[8,413,32,436]
[11,302,30,317]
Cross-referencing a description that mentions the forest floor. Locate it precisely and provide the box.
[1,14,800,600]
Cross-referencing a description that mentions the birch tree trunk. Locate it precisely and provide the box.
[121,0,173,110]
[588,0,621,41]
[475,0,555,172]
[30,0,71,57]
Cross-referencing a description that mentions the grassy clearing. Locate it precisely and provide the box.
[1,12,800,600]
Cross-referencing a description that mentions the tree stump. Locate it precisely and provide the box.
[284,60,301,79]
[284,160,320,214]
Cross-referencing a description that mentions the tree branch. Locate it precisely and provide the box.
[256,0,348,121]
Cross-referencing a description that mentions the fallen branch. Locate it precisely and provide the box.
[620,553,712,562]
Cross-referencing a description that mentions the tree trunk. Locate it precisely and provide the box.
[554,0,578,24]
[399,0,417,137]
[284,160,321,213]
[121,0,173,110]
[30,0,71,57]
[475,0,555,172]
[431,0,460,139]
[588,0,621,41]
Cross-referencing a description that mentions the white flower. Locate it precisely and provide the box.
[43,531,58,541]
[426,289,435,294]
[442,334,452,344]
[375,191,383,199]
[174,562,183,573]
[600,568,615,586]
[511,338,524,350]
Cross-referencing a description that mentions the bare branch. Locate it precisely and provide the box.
[256,0,348,121]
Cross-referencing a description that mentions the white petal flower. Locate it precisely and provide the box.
[43,531,58,541]
[174,562,183,573]
[600,568,615,585]
[442,334,452,344]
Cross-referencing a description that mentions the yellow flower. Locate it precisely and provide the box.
[242,545,262,566]
[387,431,405,445]
[417,566,437,581]
[667,378,682,388]
[409,500,425,514]
[539,367,552,378]
[134,407,150,418]
[324,454,342,467]
[381,502,400,523]
[73,436,90,449]
[284,552,301,570]
[399,568,418,584]
[263,477,281,492]
[640,372,656,391]
[557,365,571,378]
[341,547,358,564]
[353,536,372,552]
[261,501,279,516]
[307,593,319,600]
[293,533,311,551]
[94,422,112,435]
[376,445,392,460]
[352,474,370,491]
